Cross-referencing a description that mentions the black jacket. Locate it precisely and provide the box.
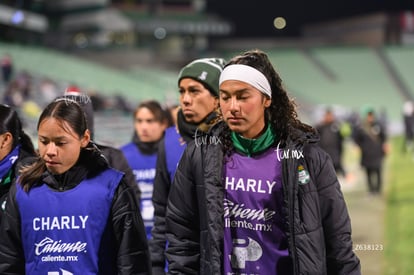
[352,120,386,169]
[0,147,37,225]
[0,147,151,274]
[97,143,141,201]
[165,122,360,274]
[150,134,172,275]
[150,110,221,275]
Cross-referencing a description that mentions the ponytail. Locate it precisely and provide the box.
[19,131,36,155]
[18,159,44,192]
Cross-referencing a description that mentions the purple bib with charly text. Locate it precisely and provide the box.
[222,147,292,275]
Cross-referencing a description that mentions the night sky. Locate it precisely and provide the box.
[206,0,414,37]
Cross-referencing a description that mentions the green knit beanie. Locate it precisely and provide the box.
[361,105,375,118]
[178,58,226,97]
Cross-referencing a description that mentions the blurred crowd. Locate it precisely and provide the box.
[1,53,134,121]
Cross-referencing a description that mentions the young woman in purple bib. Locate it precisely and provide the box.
[0,99,151,274]
[165,49,361,275]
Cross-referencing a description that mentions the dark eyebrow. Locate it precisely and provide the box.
[38,135,68,141]
[220,88,251,95]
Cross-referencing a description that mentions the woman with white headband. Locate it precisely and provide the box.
[165,49,360,274]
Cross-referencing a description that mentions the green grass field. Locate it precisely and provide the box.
[385,136,414,274]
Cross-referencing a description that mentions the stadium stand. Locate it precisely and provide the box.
[384,46,414,100]
[0,42,173,103]
[1,42,412,137]
[308,46,403,119]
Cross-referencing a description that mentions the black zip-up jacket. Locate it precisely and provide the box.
[97,143,141,202]
[165,122,361,274]
[0,147,37,225]
[150,110,221,275]
[0,148,151,274]
[150,133,172,275]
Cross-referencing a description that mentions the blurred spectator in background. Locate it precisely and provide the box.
[353,107,388,195]
[0,104,37,224]
[3,80,24,107]
[89,91,107,111]
[1,54,13,84]
[150,57,225,274]
[402,100,414,155]
[3,71,32,108]
[14,70,32,101]
[114,94,133,114]
[316,107,346,177]
[38,78,58,107]
[120,100,168,241]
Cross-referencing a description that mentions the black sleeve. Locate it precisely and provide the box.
[0,154,36,225]
[100,145,141,202]
[310,147,361,274]
[112,151,141,202]
[0,183,25,274]
[165,145,200,274]
[351,126,363,147]
[112,178,151,275]
[337,129,344,156]
[150,139,170,275]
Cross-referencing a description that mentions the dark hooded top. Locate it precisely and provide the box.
[165,121,360,274]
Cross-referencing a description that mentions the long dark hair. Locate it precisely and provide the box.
[0,104,36,155]
[19,99,90,191]
[220,49,315,155]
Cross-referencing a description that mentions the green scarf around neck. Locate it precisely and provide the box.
[231,123,275,157]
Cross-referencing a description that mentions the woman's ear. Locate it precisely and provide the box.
[80,129,91,148]
[0,132,13,150]
[264,96,272,108]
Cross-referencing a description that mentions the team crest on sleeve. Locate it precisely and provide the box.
[297,165,310,185]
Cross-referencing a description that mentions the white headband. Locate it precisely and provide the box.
[219,64,272,98]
